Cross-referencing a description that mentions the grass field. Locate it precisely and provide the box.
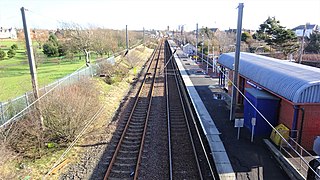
[0,40,101,102]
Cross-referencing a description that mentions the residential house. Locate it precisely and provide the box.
[292,23,319,38]
[0,27,17,39]
[182,43,196,56]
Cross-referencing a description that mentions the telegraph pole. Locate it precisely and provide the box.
[21,7,44,129]
[196,23,198,62]
[230,3,244,121]
[298,24,306,64]
[143,27,145,46]
[126,25,129,51]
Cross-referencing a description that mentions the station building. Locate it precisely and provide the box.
[218,52,320,150]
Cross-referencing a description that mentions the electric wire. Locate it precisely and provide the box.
[0,64,87,128]
[216,61,320,178]
[43,103,106,179]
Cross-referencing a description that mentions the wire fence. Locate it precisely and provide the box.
[0,57,107,126]
[0,42,142,127]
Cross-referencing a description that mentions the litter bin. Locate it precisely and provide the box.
[307,158,320,180]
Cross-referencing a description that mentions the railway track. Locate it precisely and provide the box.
[164,40,216,180]
[104,39,216,180]
[104,41,163,180]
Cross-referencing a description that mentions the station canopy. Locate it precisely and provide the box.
[218,52,320,103]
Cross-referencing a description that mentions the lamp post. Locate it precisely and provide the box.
[201,34,204,64]
[230,3,244,121]
[207,40,209,74]
[212,46,215,74]
[195,23,198,62]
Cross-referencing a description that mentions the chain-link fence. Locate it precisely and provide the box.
[0,58,109,126]
[0,42,143,127]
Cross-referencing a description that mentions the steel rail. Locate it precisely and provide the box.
[165,42,173,180]
[104,41,161,179]
[171,43,216,179]
[133,41,163,179]
[165,40,204,179]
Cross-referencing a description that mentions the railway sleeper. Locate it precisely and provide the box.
[120,144,140,149]
[127,124,145,129]
[119,149,139,154]
[108,177,132,180]
[129,121,145,125]
[113,162,135,167]
[131,113,147,118]
[116,156,136,160]
[126,128,144,133]
[124,131,142,137]
[109,169,132,175]
[171,130,190,135]
[124,135,141,141]
[169,113,185,118]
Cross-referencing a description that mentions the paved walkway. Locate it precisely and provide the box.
[180,56,290,179]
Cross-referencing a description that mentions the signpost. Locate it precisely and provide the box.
[251,117,256,142]
[235,118,244,140]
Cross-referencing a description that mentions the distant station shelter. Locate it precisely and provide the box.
[218,52,320,150]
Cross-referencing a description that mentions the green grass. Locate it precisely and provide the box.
[0,59,88,102]
[0,40,103,102]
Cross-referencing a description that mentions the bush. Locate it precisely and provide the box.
[41,79,101,143]
[7,49,16,58]
[11,44,18,50]
[58,43,68,57]
[3,114,45,158]
[43,42,58,57]
[0,49,6,60]
[1,79,101,158]
[98,61,129,84]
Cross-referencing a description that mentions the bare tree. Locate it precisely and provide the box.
[215,31,237,53]
[61,23,95,66]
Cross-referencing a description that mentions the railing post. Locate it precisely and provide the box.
[0,102,4,123]
[25,92,29,106]
[25,92,30,113]
[44,85,47,93]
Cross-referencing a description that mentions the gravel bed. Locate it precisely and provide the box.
[138,47,169,179]
[59,55,152,180]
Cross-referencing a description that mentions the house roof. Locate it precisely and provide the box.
[292,24,318,31]
[218,52,320,103]
[183,43,195,48]
[210,28,219,32]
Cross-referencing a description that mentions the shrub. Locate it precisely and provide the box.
[41,79,101,143]
[43,42,58,57]
[7,49,16,58]
[11,44,18,50]
[0,49,6,60]
[1,79,101,158]
[58,44,68,57]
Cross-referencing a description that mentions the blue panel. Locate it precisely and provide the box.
[244,88,280,136]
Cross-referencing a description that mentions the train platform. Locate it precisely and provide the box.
[168,40,289,180]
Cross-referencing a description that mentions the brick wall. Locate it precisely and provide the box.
[278,100,294,129]
[298,105,320,150]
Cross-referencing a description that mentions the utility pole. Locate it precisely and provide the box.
[298,24,306,64]
[143,27,145,46]
[21,7,44,129]
[202,34,204,64]
[230,3,244,121]
[207,41,209,74]
[126,25,129,51]
[196,23,198,62]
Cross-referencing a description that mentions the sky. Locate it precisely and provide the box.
[0,0,319,31]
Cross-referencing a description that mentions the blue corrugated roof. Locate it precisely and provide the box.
[218,52,320,103]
